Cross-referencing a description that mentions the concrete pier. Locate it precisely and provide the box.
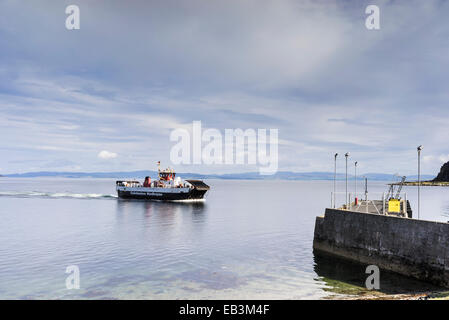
[313,208,449,287]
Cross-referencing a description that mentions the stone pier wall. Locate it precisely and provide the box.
[313,208,449,287]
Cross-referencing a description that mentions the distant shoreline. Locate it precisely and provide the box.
[0,171,435,181]
[391,181,449,187]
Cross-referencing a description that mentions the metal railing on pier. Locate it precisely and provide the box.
[331,191,408,216]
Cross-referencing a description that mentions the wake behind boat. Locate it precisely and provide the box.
[116,162,210,201]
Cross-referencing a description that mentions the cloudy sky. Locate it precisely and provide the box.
[1,0,448,175]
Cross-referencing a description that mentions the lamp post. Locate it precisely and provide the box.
[345,152,350,208]
[355,161,358,198]
[334,153,338,208]
[364,177,368,201]
[417,145,423,220]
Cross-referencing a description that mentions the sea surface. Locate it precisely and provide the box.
[0,177,448,299]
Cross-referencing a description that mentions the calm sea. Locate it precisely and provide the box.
[0,177,447,299]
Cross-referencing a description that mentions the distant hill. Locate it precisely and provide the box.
[434,161,449,182]
[0,170,435,181]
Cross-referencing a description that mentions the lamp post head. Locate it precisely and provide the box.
[417,145,423,152]
[355,161,358,166]
[334,153,338,159]
[345,152,350,158]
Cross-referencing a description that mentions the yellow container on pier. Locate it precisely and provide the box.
[388,199,401,213]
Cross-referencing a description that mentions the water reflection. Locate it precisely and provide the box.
[115,199,207,228]
[313,250,444,297]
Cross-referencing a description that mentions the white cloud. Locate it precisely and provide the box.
[98,150,118,160]
[423,154,449,164]
[439,154,449,163]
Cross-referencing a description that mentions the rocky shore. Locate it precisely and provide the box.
[392,160,449,186]
[433,161,449,182]
[393,181,449,186]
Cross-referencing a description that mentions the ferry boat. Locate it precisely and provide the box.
[115,162,210,201]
